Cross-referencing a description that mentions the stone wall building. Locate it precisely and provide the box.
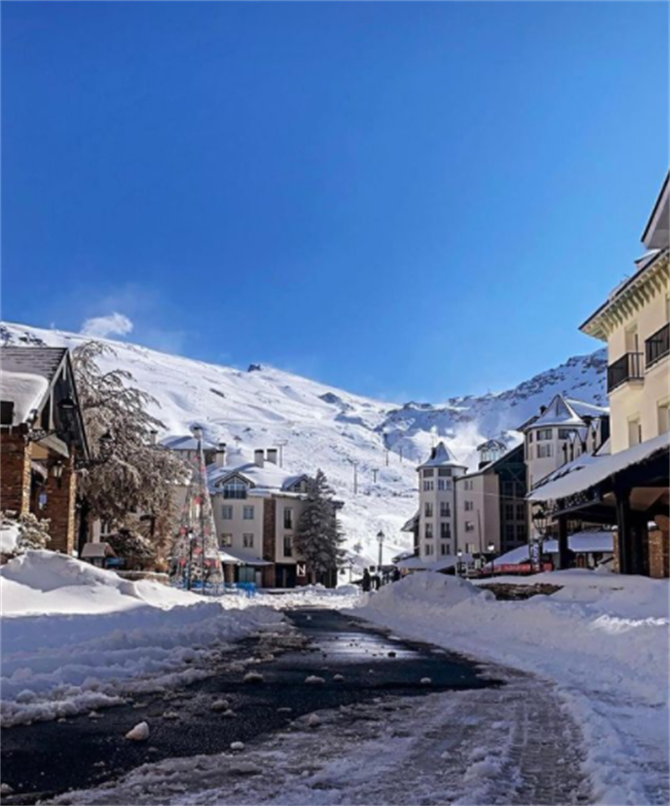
[0,347,89,554]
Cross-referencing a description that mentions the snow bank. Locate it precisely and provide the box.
[1,551,284,727]
[357,571,669,805]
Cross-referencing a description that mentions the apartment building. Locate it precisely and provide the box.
[206,445,335,588]
[455,440,528,557]
[529,174,669,577]
[415,442,467,562]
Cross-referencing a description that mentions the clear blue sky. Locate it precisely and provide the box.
[2,2,668,402]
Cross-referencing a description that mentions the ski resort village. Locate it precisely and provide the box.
[1,4,668,806]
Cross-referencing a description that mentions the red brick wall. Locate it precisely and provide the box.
[262,499,277,588]
[43,455,77,554]
[0,431,32,516]
[649,529,670,579]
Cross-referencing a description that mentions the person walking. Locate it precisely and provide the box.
[362,568,371,592]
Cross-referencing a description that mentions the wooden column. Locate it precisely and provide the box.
[556,514,570,570]
[615,488,634,575]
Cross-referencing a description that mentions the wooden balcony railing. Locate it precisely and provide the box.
[607,352,643,393]
[645,323,670,369]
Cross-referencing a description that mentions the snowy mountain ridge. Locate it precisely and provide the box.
[0,322,606,564]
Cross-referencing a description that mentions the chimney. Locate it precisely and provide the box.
[266,448,278,465]
[216,442,227,467]
[254,449,265,468]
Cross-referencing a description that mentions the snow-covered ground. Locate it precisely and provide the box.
[357,571,670,805]
[1,321,606,566]
[0,551,285,727]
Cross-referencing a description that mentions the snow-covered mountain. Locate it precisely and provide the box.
[0,322,607,565]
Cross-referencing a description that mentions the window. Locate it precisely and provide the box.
[505,524,516,540]
[517,503,526,520]
[558,429,574,440]
[504,503,515,520]
[537,444,553,459]
[283,535,293,557]
[440,502,450,517]
[440,521,451,539]
[220,533,233,548]
[243,505,255,520]
[423,468,434,478]
[221,505,233,520]
[284,508,294,529]
[223,480,247,499]
[423,480,434,491]
[517,524,527,541]
[438,479,452,490]
[537,429,552,441]
[243,533,254,548]
[424,543,434,556]
[440,543,449,556]
[424,502,433,518]
[465,521,475,533]
[464,500,474,511]
[628,416,642,447]
[527,432,533,443]
[502,481,514,497]
[425,523,434,539]
[658,401,670,435]
[438,468,452,477]
[465,479,475,491]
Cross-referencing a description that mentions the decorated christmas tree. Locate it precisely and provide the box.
[170,426,223,590]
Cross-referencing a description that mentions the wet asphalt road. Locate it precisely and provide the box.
[0,608,500,803]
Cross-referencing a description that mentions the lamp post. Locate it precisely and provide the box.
[456,549,463,577]
[486,542,496,576]
[377,529,385,582]
[531,507,548,574]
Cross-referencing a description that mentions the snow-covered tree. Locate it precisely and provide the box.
[294,470,345,585]
[72,341,187,560]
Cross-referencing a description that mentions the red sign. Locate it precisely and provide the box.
[494,562,553,575]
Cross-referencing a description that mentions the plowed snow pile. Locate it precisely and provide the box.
[0,551,283,727]
[358,570,669,805]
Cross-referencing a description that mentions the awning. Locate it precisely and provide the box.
[219,548,273,566]
[528,432,669,502]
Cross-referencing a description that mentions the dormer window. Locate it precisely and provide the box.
[536,429,553,441]
[222,479,248,499]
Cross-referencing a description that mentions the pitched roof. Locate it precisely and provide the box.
[519,394,608,432]
[1,346,68,382]
[208,460,307,494]
[417,441,466,470]
[161,434,218,451]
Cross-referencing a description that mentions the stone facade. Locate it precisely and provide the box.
[0,431,32,516]
[649,516,669,579]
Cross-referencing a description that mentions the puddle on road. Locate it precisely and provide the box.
[1,608,500,804]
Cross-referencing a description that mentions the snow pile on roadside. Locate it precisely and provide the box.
[1,551,285,727]
[358,570,669,805]
[253,583,362,610]
[1,550,203,616]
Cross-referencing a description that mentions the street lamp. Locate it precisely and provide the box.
[377,530,385,581]
[456,549,463,578]
[531,507,548,573]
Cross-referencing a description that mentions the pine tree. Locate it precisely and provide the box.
[294,470,345,585]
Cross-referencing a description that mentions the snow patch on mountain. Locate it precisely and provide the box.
[0,322,606,566]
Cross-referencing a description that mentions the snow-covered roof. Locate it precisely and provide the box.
[219,548,272,566]
[518,394,608,432]
[417,441,466,470]
[208,460,306,494]
[492,532,615,566]
[401,511,419,532]
[528,432,670,502]
[476,438,507,452]
[0,371,50,425]
[161,434,218,452]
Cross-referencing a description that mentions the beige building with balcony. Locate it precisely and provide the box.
[530,174,669,577]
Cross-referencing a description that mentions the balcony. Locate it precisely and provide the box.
[607,352,643,393]
[645,323,670,369]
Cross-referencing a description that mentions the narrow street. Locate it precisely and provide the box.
[1,607,591,805]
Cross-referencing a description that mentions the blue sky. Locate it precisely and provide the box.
[2,2,668,402]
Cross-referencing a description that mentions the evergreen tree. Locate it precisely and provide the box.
[294,470,345,585]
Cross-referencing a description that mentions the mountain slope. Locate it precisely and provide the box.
[1,322,606,565]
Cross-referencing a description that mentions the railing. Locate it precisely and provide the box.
[645,323,670,369]
[607,352,643,392]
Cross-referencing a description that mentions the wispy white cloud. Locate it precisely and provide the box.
[80,312,134,338]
